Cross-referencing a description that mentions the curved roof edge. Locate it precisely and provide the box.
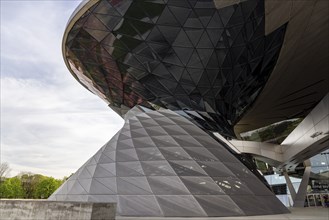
[62,0,100,80]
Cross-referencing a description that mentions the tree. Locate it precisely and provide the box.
[33,177,62,199]
[0,162,11,180]
[0,177,25,198]
[19,172,44,199]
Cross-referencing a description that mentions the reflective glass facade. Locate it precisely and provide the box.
[65,0,286,137]
[50,107,288,216]
[310,149,329,192]
[54,0,292,217]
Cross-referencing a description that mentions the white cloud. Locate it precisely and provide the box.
[0,1,124,178]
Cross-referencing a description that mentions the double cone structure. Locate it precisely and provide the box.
[50,0,292,217]
[50,107,288,216]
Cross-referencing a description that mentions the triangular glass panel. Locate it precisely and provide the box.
[197,31,213,49]
[95,177,117,194]
[169,116,192,125]
[197,48,213,67]
[120,36,143,51]
[141,161,176,176]
[197,161,236,177]
[84,28,108,42]
[195,8,215,27]
[83,14,108,31]
[146,27,169,44]
[129,20,154,40]
[172,30,193,47]
[66,180,75,193]
[158,78,178,93]
[147,176,190,195]
[124,1,152,24]
[99,163,116,176]
[212,177,254,195]
[116,149,139,162]
[156,195,207,216]
[187,68,203,85]
[94,13,121,31]
[88,164,115,180]
[223,162,253,178]
[137,1,166,23]
[174,84,188,95]
[151,135,179,147]
[169,6,191,26]
[169,160,207,176]
[132,137,156,148]
[86,165,97,177]
[165,64,184,82]
[171,47,193,67]
[138,117,158,125]
[98,154,114,163]
[151,63,173,79]
[110,0,132,16]
[180,176,225,195]
[86,157,97,166]
[68,181,87,195]
[183,147,218,162]
[117,139,134,150]
[156,6,180,26]
[207,11,224,28]
[152,116,176,125]
[198,87,211,97]
[205,69,219,84]
[78,179,92,193]
[163,49,184,66]
[117,177,153,195]
[90,178,116,194]
[77,167,92,179]
[216,49,229,66]
[195,195,244,216]
[184,10,203,28]
[130,128,149,137]
[117,161,145,176]
[162,125,188,135]
[119,133,131,141]
[136,148,165,161]
[144,126,168,136]
[206,29,224,47]
[218,5,235,26]
[185,28,203,47]
[171,135,203,148]
[167,0,191,8]
[158,147,192,160]
[94,0,121,16]
[117,195,162,216]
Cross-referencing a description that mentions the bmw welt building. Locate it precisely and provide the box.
[49,0,329,217]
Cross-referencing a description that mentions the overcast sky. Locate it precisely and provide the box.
[1,0,124,178]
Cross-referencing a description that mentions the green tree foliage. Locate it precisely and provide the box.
[0,168,64,199]
[33,177,62,199]
[0,177,25,198]
[20,172,44,199]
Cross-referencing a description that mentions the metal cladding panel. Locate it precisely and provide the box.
[64,0,287,137]
[49,106,289,217]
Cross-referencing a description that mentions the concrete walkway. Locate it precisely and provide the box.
[117,207,328,220]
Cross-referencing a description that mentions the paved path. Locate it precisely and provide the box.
[117,207,328,220]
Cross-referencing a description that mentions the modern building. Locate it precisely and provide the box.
[49,0,329,217]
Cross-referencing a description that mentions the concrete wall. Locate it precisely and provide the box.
[0,200,116,220]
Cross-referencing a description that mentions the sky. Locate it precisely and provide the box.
[0,0,124,179]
